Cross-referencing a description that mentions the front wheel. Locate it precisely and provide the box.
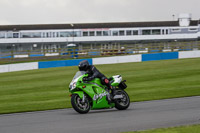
[71,94,90,114]
[114,90,130,110]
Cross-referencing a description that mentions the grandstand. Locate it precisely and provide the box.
[0,13,199,58]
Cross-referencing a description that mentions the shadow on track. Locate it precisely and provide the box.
[65,108,133,115]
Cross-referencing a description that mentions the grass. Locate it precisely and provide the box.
[0,58,200,114]
[124,124,200,133]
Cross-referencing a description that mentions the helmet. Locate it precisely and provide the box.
[78,60,90,71]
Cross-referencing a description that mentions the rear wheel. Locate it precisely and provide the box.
[71,94,90,114]
[114,90,130,110]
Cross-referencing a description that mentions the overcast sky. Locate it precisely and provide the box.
[0,0,199,25]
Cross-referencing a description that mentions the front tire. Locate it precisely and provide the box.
[114,90,130,110]
[71,94,90,114]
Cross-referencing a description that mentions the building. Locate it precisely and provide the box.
[0,13,199,53]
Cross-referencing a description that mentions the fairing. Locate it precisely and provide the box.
[69,71,115,109]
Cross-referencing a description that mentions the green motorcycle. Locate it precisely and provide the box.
[69,71,130,114]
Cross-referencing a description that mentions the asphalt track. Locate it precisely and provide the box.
[0,96,200,133]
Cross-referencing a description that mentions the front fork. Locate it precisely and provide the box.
[70,91,86,103]
[82,93,85,103]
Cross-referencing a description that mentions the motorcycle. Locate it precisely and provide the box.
[69,71,130,114]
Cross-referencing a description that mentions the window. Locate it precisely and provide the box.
[96,31,102,36]
[52,32,60,37]
[57,32,59,37]
[83,31,88,36]
[0,32,5,38]
[21,32,42,38]
[74,31,81,37]
[152,29,161,35]
[7,33,13,38]
[103,31,109,36]
[89,31,94,36]
[189,28,198,31]
[171,29,181,32]
[42,32,46,38]
[162,29,165,34]
[46,32,51,37]
[21,32,31,38]
[52,32,56,37]
[142,30,151,35]
[126,30,132,35]
[166,29,168,34]
[112,31,118,36]
[67,32,74,37]
[60,32,70,37]
[13,33,19,38]
[6,46,12,49]
[89,31,95,36]
[119,30,125,36]
[133,30,138,35]
[32,32,42,38]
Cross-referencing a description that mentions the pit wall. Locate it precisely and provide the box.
[0,51,200,73]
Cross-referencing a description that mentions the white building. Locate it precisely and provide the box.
[0,14,199,53]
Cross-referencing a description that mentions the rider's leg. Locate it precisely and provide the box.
[101,77,112,90]
[101,77,112,103]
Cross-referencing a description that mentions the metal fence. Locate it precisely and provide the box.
[0,41,200,59]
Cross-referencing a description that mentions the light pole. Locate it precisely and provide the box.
[172,14,175,21]
[70,24,76,58]
[70,24,74,44]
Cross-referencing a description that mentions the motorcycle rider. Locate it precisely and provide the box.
[78,60,113,102]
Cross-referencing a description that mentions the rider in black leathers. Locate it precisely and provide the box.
[78,60,112,90]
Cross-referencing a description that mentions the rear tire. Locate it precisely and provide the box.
[114,90,130,110]
[71,94,90,114]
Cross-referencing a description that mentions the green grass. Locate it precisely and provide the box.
[0,58,200,114]
[124,124,200,133]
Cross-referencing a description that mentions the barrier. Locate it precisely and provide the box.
[45,53,59,56]
[88,51,101,56]
[9,62,38,72]
[0,62,38,73]
[14,55,29,58]
[0,56,12,59]
[38,59,92,69]
[30,54,44,57]
[179,50,200,59]
[0,65,9,73]
[142,52,178,61]
[1,51,200,73]
[93,54,142,65]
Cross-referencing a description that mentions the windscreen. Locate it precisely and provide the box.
[72,71,86,82]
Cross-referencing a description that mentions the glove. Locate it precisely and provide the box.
[82,77,88,81]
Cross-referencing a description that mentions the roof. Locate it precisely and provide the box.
[0,20,199,31]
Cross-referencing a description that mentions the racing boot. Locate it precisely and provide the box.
[105,88,112,104]
[106,93,112,104]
